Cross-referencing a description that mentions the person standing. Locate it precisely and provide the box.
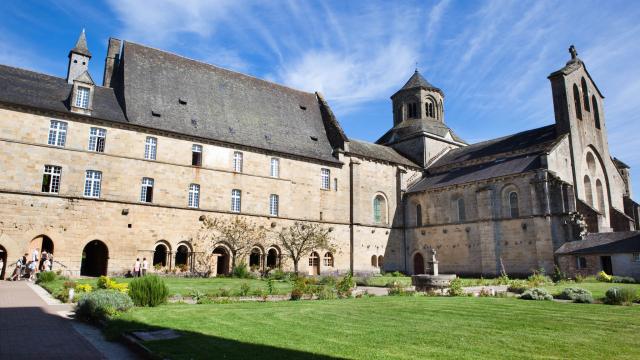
[133,258,141,277]
[10,257,22,281]
[27,261,36,281]
[142,258,148,277]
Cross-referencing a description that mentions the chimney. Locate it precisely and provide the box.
[103,38,122,87]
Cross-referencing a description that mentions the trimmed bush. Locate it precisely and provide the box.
[557,287,593,303]
[36,271,57,284]
[336,273,355,298]
[232,263,254,279]
[128,275,169,307]
[76,284,93,293]
[507,280,529,294]
[268,268,288,280]
[596,271,612,282]
[611,276,636,284]
[520,288,553,301]
[75,290,133,322]
[448,278,464,296]
[604,287,637,305]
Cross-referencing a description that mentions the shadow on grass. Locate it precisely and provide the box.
[106,317,346,360]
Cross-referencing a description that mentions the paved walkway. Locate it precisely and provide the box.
[0,280,138,359]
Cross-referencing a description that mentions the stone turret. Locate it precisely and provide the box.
[67,29,92,84]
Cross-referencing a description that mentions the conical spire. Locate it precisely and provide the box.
[70,29,91,58]
[401,69,435,90]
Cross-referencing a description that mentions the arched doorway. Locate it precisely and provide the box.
[308,252,320,276]
[29,235,54,255]
[413,253,424,275]
[175,244,189,268]
[80,240,108,277]
[213,246,230,275]
[249,247,262,271]
[266,248,279,269]
[153,243,169,267]
[0,245,7,280]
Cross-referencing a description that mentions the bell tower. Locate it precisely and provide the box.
[66,29,92,83]
[377,69,465,168]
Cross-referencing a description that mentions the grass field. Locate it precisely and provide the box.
[40,276,293,297]
[107,296,640,359]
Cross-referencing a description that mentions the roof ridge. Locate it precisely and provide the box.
[123,40,318,97]
[0,64,115,91]
[447,124,556,153]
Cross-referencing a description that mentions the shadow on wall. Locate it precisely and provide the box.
[382,203,408,274]
[105,318,347,360]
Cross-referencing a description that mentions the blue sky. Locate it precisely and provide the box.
[1,0,640,196]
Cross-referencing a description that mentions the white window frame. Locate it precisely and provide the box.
[231,189,241,212]
[269,194,279,216]
[75,86,90,109]
[144,137,157,160]
[321,168,330,190]
[83,170,102,198]
[323,252,334,267]
[192,144,203,166]
[233,151,243,172]
[140,177,154,203]
[88,127,106,152]
[270,158,280,178]
[42,165,62,194]
[48,120,68,147]
[188,183,200,208]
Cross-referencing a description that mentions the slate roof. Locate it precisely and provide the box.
[376,118,466,145]
[407,154,542,192]
[0,64,126,122]
[348,140,420,167]
[117,42,339,163]
[70,30,92,58]
[397,70,440,93]
[555,231,640,255]
[430,125,557,169]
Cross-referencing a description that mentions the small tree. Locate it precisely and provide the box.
[193,216,267,273]
[275,222,334,274]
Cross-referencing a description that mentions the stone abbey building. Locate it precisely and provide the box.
[0,31,638,279]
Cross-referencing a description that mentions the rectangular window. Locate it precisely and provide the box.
[83,170,101,198]
[140,177,154,203]
[231,189,241,212]
[334,178,338,191]
[270,194,279,216]
[144,137,157,160]
[188,183,200,208]
[270,158,279,178]
[321,168,330,190]
[75,86,90,109]
[48,120,67,147]
[88,127,106,152]
[577,256,587,269]
[233,151,243,172]
[192,144,202,166]
[41,165,61,193]
[633,253,640,262]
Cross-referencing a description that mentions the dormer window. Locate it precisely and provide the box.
[75,86,90,109]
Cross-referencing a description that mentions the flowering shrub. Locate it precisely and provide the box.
[76,284,93,293]
[596,271,612,282]
[520,288,553,301]
[557,287,593,303]
[76,290,133,322]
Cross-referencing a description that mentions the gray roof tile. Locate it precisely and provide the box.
[555,231,640,255]
[348,140,420,167]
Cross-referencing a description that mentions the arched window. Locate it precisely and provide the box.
[596,179,605,213]
[373,195,387,224]
[592,95,601,129]
[581,78,590,112]
[573,84,582,120]
[425,101,434,117]
[416,204,422,227]
[323,252,334,267]
[509,192,519,218]
[378,255,384,268]
[407,103,418,118]
[584,175,593,207]
[455,198,466,222]
[371,255,378,267]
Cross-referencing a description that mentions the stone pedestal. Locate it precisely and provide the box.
[411,274,457,292]
[429,261,439,276]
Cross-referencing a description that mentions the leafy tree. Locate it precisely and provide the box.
[275,222,334,274]
[192,216,267,275]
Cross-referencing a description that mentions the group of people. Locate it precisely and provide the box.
[8,248,53,281]
[131,257,149,277]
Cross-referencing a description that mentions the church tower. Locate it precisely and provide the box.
[377,69,465,168]
[66,29,92,83]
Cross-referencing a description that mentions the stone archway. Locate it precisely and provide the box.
[175,244,190,268]
[308,252,320,276]
[153,243,169,267]
[0,244,7,280]
[29,235,54,255]
[213,246,230,275]
[249,247,263,271]
[266,247,280,269]
[80,240,109,277]
[413,253,425,275]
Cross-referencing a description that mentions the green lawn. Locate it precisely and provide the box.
[41,276,292,297]
[106,296,640,360]
[540,281,640,299]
